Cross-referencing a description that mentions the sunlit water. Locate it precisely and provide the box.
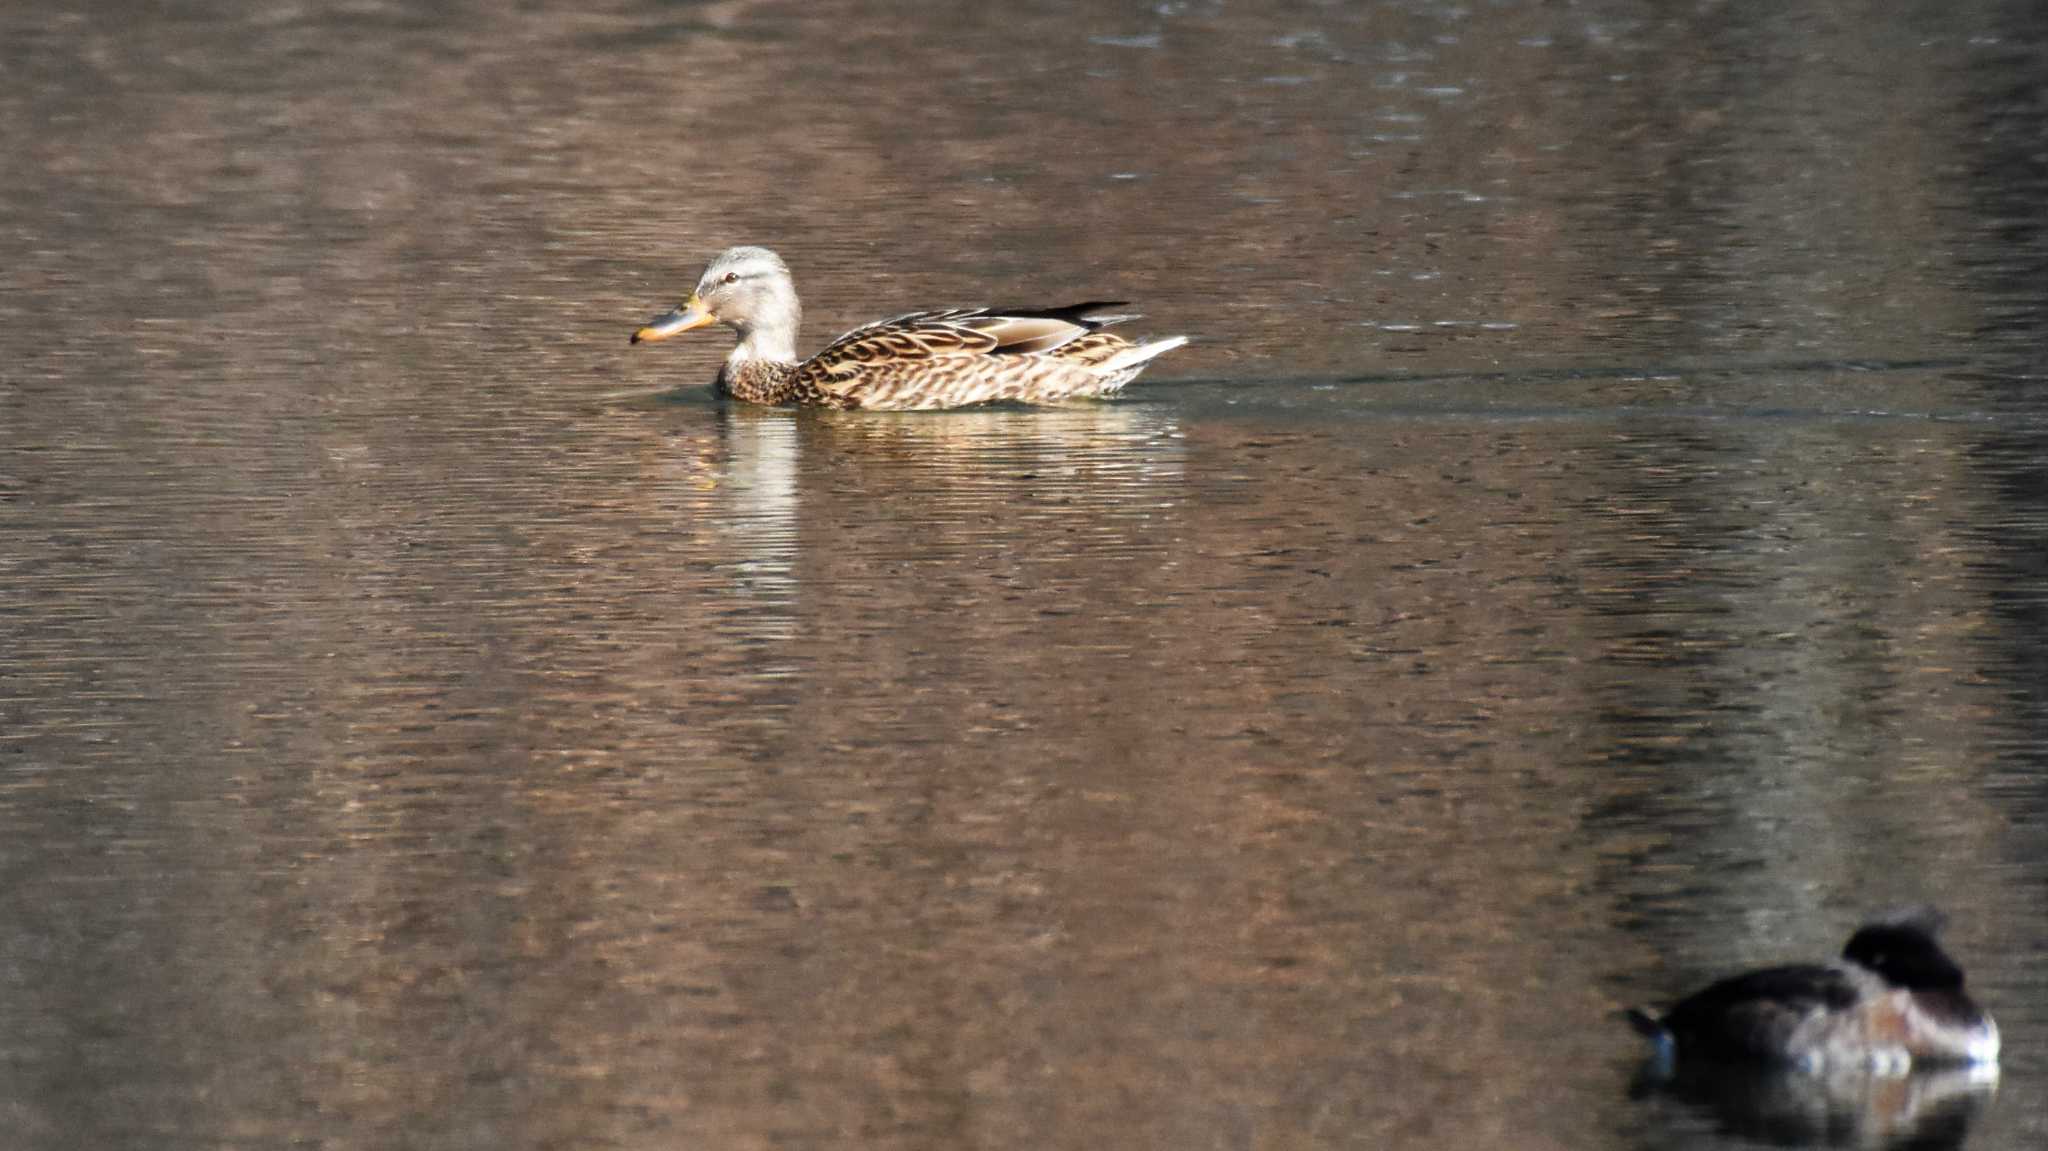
[4,2,2048,1149]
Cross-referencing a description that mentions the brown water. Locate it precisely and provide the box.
[5,2,2048,1149]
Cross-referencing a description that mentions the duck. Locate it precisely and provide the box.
[1627,909,2000,1073]
[629,246,1188,410]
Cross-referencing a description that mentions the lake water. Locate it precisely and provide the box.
[4,2,2048,1148]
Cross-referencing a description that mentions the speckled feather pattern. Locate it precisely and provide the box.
[636,248,1185,411]
[786,312,1170,410]
[720,353,1137,410]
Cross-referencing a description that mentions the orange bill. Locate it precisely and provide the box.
[630,295,715,344]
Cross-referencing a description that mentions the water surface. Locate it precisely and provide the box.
[4,2,2048,1149]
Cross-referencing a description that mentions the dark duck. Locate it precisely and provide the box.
[1628,910,1999,1073]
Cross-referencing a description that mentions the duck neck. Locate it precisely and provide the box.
[729,328,797,366]
[727,298,801,366]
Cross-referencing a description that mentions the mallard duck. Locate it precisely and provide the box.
[629,246,1187,410]
[1626,909,2000,1073]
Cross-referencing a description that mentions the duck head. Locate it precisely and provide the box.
[632,245,801,362]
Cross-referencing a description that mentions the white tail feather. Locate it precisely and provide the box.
[1098,335,1189,375]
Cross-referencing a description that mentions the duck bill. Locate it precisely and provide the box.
[631,296,715,344]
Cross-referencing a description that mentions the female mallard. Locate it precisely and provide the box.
[629,246,1187,410]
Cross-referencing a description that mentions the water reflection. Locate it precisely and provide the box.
[1631,1063,1997,1151]
[711,408,802,642]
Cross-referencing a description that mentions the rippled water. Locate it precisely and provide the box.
[5,2,2048,1149]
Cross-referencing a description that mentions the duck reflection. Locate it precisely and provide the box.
[684,400,1184,694]
[1630,1060,1995,1151]
[811,400,1183,481]
[799,400,1186,561]
[714,408,802,627]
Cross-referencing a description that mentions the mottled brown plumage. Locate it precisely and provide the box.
[631,247,1187,410]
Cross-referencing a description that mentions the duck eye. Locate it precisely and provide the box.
[722,272,739,284]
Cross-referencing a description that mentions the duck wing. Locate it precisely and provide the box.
[966,301,1140,353]
[805,303,1135,374]
[789,303,1149,409]
[1657,964,1861,1060]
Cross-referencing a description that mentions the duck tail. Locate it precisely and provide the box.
[1099,335,1189,374]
